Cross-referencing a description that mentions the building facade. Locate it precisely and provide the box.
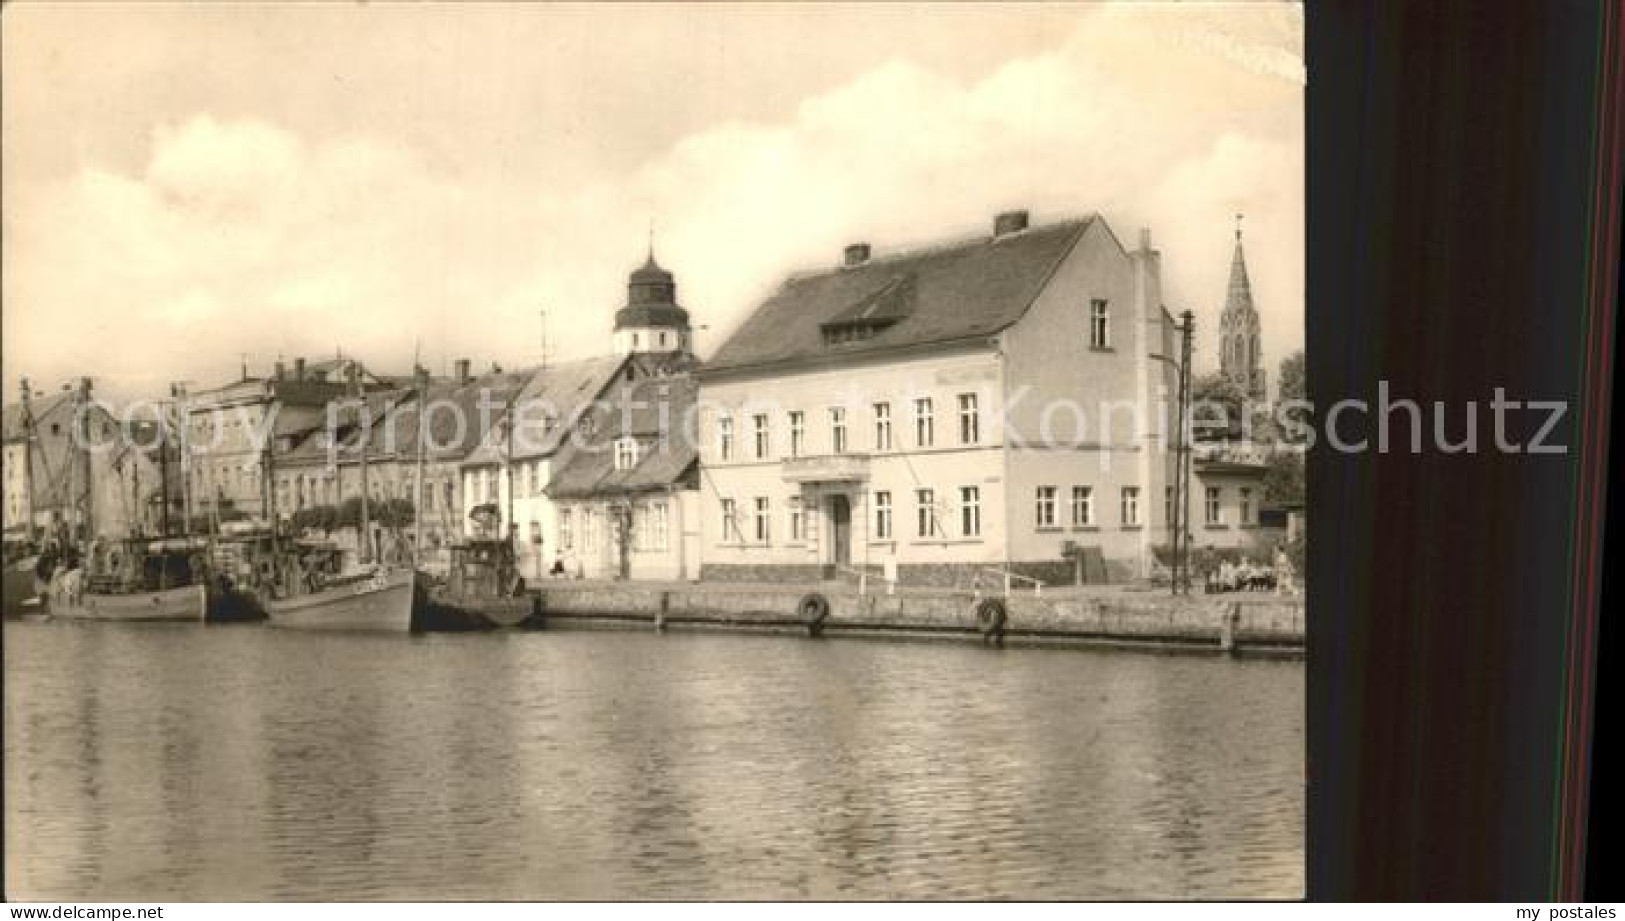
[181,357,376,525]
[547,374,701,581]
[3,379,171,544]
[696,210,1180,587]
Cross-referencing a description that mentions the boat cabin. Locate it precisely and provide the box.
[446,538,523,600]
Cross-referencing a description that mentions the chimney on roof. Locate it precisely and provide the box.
[295,357,306,381]
[274,361,286,381]
[994,210,1030,237]
[1139,227,1153,252]
[843,243,871,267]
[455,359,471,384]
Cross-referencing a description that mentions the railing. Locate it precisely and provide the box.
[977,566,1044,598]
[833,563,896,596]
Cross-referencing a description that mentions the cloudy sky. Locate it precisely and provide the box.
[3,1,1302,402]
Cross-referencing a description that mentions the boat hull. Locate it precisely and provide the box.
[47,581,207,623]
[423,588,539,631]
[3,562,44,618]
[265,568,420,632]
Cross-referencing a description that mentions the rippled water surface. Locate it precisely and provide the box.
[6,621,1301,900]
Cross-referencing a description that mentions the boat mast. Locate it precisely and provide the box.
[413,365,428,565]
[353,363,371,565]
[19,377,36,545]
[77,377,94,545]
[158,399,173,538]
[505,392,516,558]
[172,383,194,535]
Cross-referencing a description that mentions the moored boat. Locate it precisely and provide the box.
[2,552,47,619]
[426,537,539,630]
[262,540,423,631]
[45,537,210,623]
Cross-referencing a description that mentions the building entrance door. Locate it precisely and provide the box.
[829,494,851,568]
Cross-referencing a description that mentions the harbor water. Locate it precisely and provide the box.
[5,621,1302,900]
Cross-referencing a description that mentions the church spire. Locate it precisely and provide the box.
[1218,213,1266,402]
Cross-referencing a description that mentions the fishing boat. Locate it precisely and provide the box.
[260,363,430,632]
[426,537,540,630]
[46,536,209,623]
[263,539,423,631]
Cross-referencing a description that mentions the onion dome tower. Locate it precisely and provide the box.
[613,246,693,358]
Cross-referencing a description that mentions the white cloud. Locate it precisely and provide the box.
[2,3,1303,401]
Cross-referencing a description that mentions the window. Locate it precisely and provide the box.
[529,520,542,545]
[753,497,771,543]
[1035,486,1057,528]
[753,413,770,459]
[659,332,668,348]
[788,411,805,457]
[875,491,893,539]
[1206,486,1223,525]
[873,402,892,451]
[1122,486,1141,527]
[632,333,640,349]
[788,497,804,541]
[721,498,739,542]
[960,486,981,537]
[443,481,454,512]
[1165,486,1173,526]
[914,398,934,447]
[958,393,979,444]
[1239,487,1253,526]
[649,501,670,551]
[424,481,435,511]
[718,416,733,461]
[916,488,938,538]
[830,407,847,454]
[559,508,573,549]
[1072,486,1094,526]
[1090,298,1110,349]
[614,437,638,471]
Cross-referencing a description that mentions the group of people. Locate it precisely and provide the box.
[1190,544,1298,595]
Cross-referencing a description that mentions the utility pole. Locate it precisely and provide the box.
[1173,310,1196,594]
[1152,312,1197,595]
[77,378,94,544]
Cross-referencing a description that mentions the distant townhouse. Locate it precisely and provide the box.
[696,210,1181,586]
[3,379,173,543]
[458,353,628,575]
[275,360,533,566]
[458,249,699,578]
[181,356,382,524]
[547,373,700,581]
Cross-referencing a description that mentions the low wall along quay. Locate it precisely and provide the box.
[528,581,1304,654]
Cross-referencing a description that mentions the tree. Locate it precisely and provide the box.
[1277,349,1306,402]
[1261,450,1305,507]
[1190,373,1251,442]
[1274,350,1311,445]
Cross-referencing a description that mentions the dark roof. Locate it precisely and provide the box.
[545,374,699,500]
[464,354,628,466]
[1,390,73,442]
[703,217,1094,374]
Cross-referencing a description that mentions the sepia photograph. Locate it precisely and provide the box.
[3,1,1306,902]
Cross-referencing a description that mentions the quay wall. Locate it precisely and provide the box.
[529,583,1303,652]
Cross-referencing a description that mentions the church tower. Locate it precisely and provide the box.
[1218,215,1267,402]
[613,247,693,358]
